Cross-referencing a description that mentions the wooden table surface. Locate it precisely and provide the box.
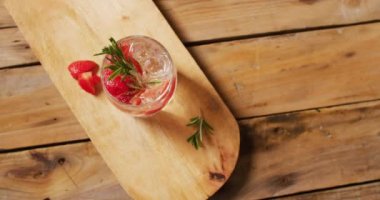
[1,0,380,199]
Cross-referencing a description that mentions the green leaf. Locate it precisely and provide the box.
[147,80,162,85]
[203,120,214,131]
[186,118,200,126]
[186,116,213,150]
[95,37,142,82]
[108,67,122,80]
[105,65,118,71]
[127,83,142,90]
[199,120,203,142]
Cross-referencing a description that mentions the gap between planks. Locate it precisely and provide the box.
[237,98,380,121]
[1,21,380,68]
[1,20,380,71]
[0,139,90,154]
[0,61,40,70]
[1,99,380,199]
[2,98,380,155]
[268,179,380,200]
[184,20,380,47]
[3,0,380,42]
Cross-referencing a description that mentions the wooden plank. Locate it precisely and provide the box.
[1,23,380,150]
[277,182,380,200]
[0,0,14,28]
[191,23,380,117]
[5,0,239,199]
[1,101,380,199]
[2,23,380,118]
[212,101,380,199]
[156,0,380,42]
[2,0,380,41]
[0,142,130,200]
[0,28,36,68]
[0,66,86,150]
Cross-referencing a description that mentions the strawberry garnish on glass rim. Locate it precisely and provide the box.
[95,38,147,104]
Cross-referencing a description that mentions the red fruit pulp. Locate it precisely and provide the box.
[68,60,98,79]
[102,46,143,104]
[78,72,101,95]
[120,44,143,74]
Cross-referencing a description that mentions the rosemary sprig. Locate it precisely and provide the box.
[186,116,214,150]
[94,37,138,81]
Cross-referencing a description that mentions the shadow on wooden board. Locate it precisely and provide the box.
[211,124,255,199]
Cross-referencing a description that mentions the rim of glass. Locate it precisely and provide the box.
[100,35,177,109]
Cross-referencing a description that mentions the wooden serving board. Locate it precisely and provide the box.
[4,0,239,199]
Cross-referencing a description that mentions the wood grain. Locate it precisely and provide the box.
[212,101,380,199]
[277,182,380,200]
[156,0,380,42]
[2,23,380,119]
[0,28,36,68]
[2,0,380,41]
[192,23,380,117]
[0,142,130,200]
[1,101,380,199]
[0,0,14,28]
[1,23,380,150]
[5,0,239,199]
[0,66,86,150]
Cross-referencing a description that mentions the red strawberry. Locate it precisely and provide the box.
[128,90,145,105]
[120,44,132,58]
[100,41,144,104]
[78,72,101,95]
[102,68,143,103]
[103,68,132,96]
[116,91,139,104]
[68,60,98,79]
[129,56,143,74]
[120,44,143,74]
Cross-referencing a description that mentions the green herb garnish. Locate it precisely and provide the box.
[186,116,214,150]
[95,38,137,80]
[95,37,162,89]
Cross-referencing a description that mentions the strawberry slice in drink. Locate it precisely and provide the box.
[102,67,142,104]
[101,42,144,104]
[120,43,143,74]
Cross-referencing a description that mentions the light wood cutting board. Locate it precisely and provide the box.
[4,0,240,199]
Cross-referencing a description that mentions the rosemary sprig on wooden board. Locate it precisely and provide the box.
[186,116,214,149]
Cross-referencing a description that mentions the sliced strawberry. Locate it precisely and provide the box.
[68,60,98,79]
[129,57,143,74]
[128,90,145,105]
[100,41,144,104]
[103,68,132,96]
[120,43,132,58]
[116,91,139,104]
[102,68,144,103]
[131,98,142,106]
[78,72,100,95]
[92,74,101,85]
[119,43,143,74]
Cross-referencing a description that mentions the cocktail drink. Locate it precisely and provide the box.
[100,36,177,116]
